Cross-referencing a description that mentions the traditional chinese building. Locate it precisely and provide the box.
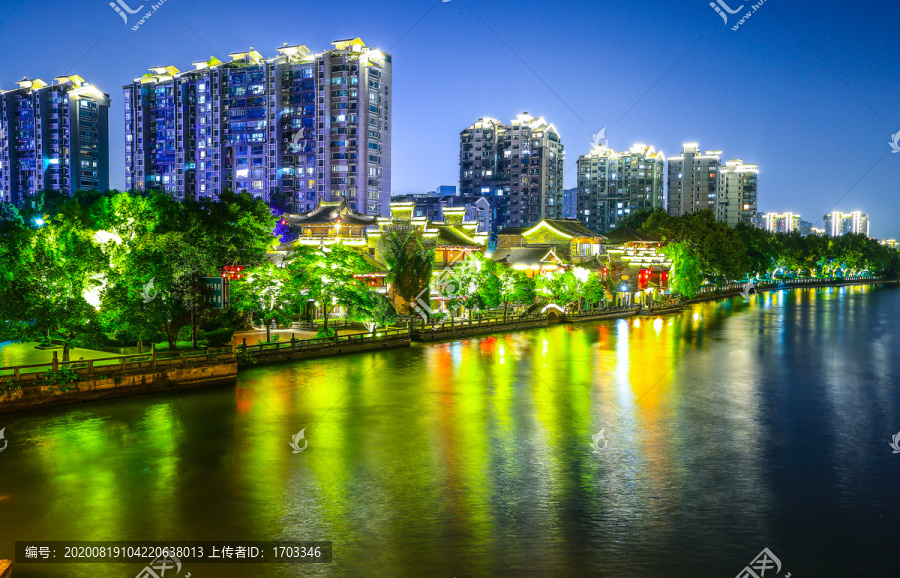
[604,226,672,305]
[369,202,489,315]
[490,218,607,277]
[280,199,377,250]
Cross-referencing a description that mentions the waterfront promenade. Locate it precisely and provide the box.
[0,276,891,416]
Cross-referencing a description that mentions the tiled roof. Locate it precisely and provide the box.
[491,247,566,267]
[604,226,660,244]
[536,219,605,239]
[431,226,482,247]
[283,200,377,227]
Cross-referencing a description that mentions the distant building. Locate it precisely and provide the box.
[667,143,721,218]
[460,113,565,231]
[881,239,897,249]
[0,75,110,203]
[824,211,869,237]
[576,144,665,234]
[798,219,813,236]
[433,185,456,197]
[763,212,801,233]
[716,159,758,227]
[390,192,491,233]
[124,39,391,215]
[563,187,577,219]
[810,227,826,236]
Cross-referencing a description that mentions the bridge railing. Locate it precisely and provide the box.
[240,327,411,359]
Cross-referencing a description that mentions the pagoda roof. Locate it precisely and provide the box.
[283,200,377,227]
[525,219,604,239]
[491,247,566,268]
[430,225,482,248]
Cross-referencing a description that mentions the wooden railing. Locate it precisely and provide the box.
[0,346,236,383]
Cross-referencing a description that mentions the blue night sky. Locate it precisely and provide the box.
[1,0,897,237]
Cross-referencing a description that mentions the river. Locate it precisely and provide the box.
[2,285,899,577]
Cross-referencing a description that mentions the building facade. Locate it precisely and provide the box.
[124,39,391,215]
[1,75,109,204]
[460,113,564,231]
[667,144,721,218]
[716,159,758,227]
[824,211,869,237]
[575,144,665,234]
[390,192,492,233]
[763,212,802,233]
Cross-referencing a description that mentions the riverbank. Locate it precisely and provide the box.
[0,349,237,415]
[1,278,892,415]
[685,276,893,304]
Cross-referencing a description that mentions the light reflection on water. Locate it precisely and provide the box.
[1,285,899,576]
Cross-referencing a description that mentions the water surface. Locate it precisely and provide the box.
[2,285,900,576]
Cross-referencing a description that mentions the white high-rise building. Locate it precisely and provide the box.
[763,212,801,233]
[667,143,721,217]
[716,160,759,227]
[824,211,869,237]
[576,144,665,233]
[460,113,564,231]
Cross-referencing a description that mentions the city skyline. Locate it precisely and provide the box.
[0,0,897,237]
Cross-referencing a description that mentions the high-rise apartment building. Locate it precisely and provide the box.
[0,75,110,204]
[716,159,758,227]
[667,144,721,218]
[824,211,869,237]
[460,113,564,231]
[763,212,802,233]
[563,187,577,219]
[575,144,665,233]
[124,38,391,215]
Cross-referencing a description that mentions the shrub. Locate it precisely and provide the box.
[42,367,79,386]
[315,327,336,339]
[204,327,235,347]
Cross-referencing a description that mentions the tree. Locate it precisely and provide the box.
[230,262,297,342]
[348,291,398,333]
[583,273,606,309]
[497,267,536,320]
[381,230,434,316]
[289,245,373,336]
[11,219,108,361]
[660,242,704,299]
